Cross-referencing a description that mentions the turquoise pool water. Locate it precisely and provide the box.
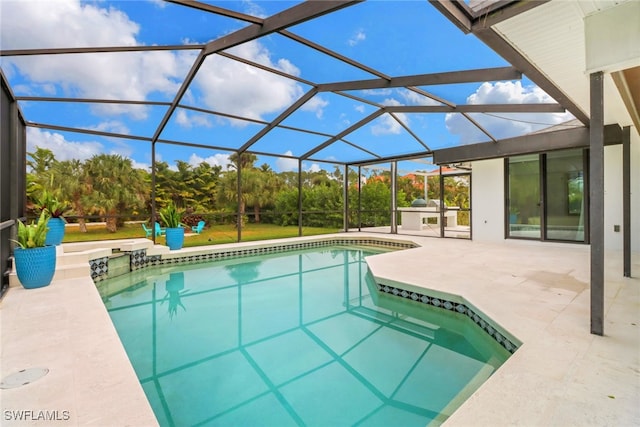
[98,246,510,427]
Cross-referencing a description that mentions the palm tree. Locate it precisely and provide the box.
[83,154,146,232]
[218,169,253,227]
[219,152,259,226]
[249,166,283,223]
[56,159,89,232]
[228,152,257,170]
[26,147,58,213]
[191,162,221,212]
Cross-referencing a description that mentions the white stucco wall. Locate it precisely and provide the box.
[604,144,624,250]
[470,158,504,242]
[631,127,640,253]
[604,130,640,252]
[470,131,639,253]
[630,129,640,253]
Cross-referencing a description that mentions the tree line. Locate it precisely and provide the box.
[26,147,469,233]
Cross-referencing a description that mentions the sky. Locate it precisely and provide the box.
[0,0,575,175]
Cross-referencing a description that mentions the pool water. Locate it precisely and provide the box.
[98,246,510,427]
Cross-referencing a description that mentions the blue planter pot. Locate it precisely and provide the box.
[14,245,57,289]
[165,227,184,250]
[45,217,65,245]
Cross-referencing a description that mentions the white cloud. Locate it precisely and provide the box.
[130,160,151,171]
[1,0,193,119]
[362,88,393,97]
[371,99,406,136]
[2,0,316,133]
[372,113,403,136]
[187,153,232,171]
[355,105,365,114]
[301,96,329,119]
[86,120,131,135]
[276,151,298,172]
[445,81,574,144]
[304,162,321,173]
[193,41,303,126]
[399,89,442,106]
[348,29,366,47]
[242,1,267,19]
[175,110,212,129]
[148,0,167,9]
[275,152,322,173]
[27,127,104,161]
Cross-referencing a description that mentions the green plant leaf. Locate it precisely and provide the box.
[12,211,50,248]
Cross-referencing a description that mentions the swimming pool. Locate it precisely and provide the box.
[98,245,511,426]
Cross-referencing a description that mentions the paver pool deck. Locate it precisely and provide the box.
[1,233,638,426]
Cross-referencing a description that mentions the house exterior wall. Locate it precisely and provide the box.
[605,144,623,251]
[630,129,640,253]
[470,132,639,253]
[603,130,639,252]
[470,158,504,242]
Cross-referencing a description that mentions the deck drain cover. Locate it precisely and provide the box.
[0,368,49,389]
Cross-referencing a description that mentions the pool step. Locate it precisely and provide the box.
[9,240,169,288]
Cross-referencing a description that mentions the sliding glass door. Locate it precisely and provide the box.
[506,149,587,243]
[545,150,586,242]
[507,154,541,239]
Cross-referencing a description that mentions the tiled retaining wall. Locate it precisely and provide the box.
[89,256,109,281]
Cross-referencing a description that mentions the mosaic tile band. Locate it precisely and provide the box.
[93,238,416,281]
[376,283,519,353]
[89,256,108,280]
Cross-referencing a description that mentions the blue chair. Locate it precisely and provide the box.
[142,223,152,238]
[191,220,205,234]
[155,222,166,237]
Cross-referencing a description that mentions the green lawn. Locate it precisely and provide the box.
[63,222,340,247]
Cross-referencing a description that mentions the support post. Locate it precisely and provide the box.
[589,72,605,336]
[298,159,303,237]
[622,126,631,277]
[151,141,157,244]
[343,164,349,232]
[236,157,242,242]
[358,166,362,231]
[390,162,397,234]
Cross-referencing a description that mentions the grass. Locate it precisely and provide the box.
[63,222,340,247]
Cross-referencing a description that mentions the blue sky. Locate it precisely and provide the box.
[0,0,574,174]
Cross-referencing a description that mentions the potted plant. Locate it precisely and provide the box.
[36,189,70,246]
[509,207,520,225]
[159,202,185,250]
[11,211,57,289]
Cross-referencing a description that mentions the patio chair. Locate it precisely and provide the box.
[155,222,166,237]
[141,223,153,238]
[191,220,205,234]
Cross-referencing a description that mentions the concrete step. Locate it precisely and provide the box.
[9,262,91,288]
[147,245,170,257]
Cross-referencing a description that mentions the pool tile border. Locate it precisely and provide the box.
[102,238,417,274]
[376,282,519,353]
[90,256,109,280]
